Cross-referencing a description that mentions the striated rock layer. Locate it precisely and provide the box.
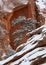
[0,24,46,65]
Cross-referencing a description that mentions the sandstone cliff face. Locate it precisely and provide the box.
[0,0,46,65]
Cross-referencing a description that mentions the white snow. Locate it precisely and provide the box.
[20,61,30,65]
[36,0,46,24]
[0,53,18,65]
[42,27,46,32]
[36,0,46,10]
[41,63,46,65]
[42,54,46,58]
[28,48,46,60]
[10,47,46,65]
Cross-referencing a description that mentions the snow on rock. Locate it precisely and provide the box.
[36,0,46,10]
[0,0,28,13]
[35,0,46,23]
[0,24,46,65]
[19,61,31,65]
[41,63,46,65]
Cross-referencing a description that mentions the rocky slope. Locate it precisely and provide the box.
[0,24,46,65]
